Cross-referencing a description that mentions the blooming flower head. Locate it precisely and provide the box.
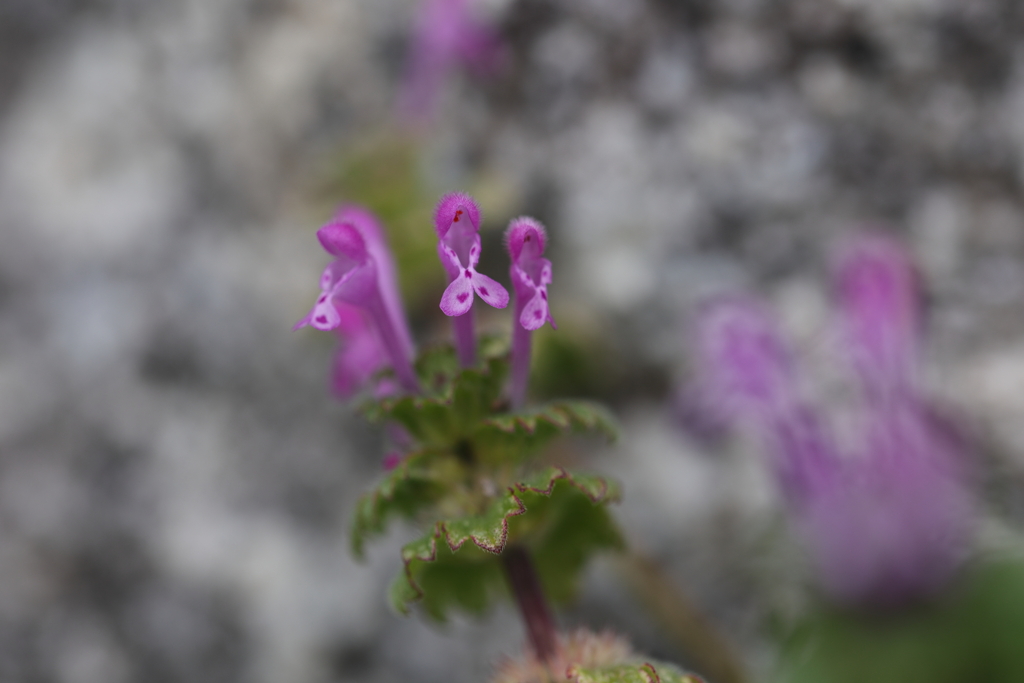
[435,192,509,316]
[399,0,502,122]
[506,217,556,331]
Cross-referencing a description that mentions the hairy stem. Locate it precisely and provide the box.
[502,545,558,663]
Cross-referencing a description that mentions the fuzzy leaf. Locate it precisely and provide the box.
[390,469,622,619]
[568,661,704,683]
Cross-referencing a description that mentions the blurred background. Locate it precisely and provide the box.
[2,0,1024,681]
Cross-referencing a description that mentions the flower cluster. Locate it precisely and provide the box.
[296,193,555,406]
[686,234,973,607]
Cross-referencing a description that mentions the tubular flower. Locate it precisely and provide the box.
[328,304,387,399]
[436,192,509,316]
[685,239,972,608]
[398,0,502,122]
[834,233,920,398]
[505,217,554,407]
[803,400,972,606]
[690,297,796,424]
[434,192,508,367]
[506,217,556,332]
[295,207,420,393]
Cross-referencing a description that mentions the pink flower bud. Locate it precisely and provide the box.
[504,216,556,408]
[506,217,555,332]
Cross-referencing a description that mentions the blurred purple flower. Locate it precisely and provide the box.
[834,233,920,398]
[296,206,420,394]
[803,401,972,606]
[398,0,503,123]
[690,297,796,423]
[505,216,555,408]
[686,235,972,608]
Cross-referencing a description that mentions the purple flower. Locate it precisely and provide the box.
[803,401,971,606]
[689,298,797,425]
[686,238,973,608]
[348,206,416,362]
[296,207,420,394]
[434,192,509,367]
[328,304,387,399]
[507,217,556,332]
[834,233,920,398]
[398,0,502,123]
[505,217,555,408]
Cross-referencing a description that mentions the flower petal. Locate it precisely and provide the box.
[472,271,509,309]
[433,192,481,237]
[440,272,474,316]
[330,261,379,307]
[307,295,342,331]
[317,221,368,263]
[519,290,549,330]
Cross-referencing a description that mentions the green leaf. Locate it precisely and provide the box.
[363,344,511,448]
[391,468,622,619]
[350,450,452,558]
[568,661,704,683]
[474,401,619,464]
[513,472,624,603]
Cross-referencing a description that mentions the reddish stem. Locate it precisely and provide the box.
[502,545,558,663]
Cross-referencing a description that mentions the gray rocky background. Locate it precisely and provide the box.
[2,0,1024,681]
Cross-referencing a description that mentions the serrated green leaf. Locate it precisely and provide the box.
[568,661,704,683]
[475,401,619,465]
[391,469,622,619]
[513,475,624,603]
[390,536,505,618]
[350,450,450,558]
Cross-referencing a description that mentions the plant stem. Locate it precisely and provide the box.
[453,307,476,368]
[509,298,531,409]
[502,545,558,663]
[615,552,749,683]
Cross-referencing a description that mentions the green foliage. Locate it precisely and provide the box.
[776,556,1024,683]
[390,469,622,619]
[353,341,624,619]
[366,344,616,457]
[568,661,704,683]
[350,448,452,559]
